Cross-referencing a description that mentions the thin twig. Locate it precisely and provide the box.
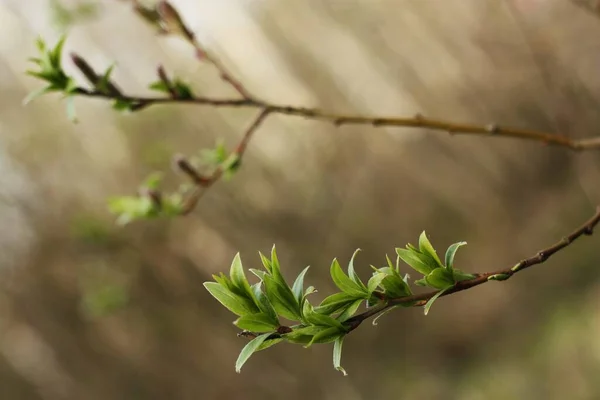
[71,85,600,151]
[179,109,271,214]
[345,205,600,330]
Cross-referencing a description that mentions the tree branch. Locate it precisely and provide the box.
[179,109,271,214]
[345,205,600,330]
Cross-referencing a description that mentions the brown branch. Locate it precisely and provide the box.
[101,0,600,217]
[71,83,600,152]
[570,0,600,19]
[345,205,600,330]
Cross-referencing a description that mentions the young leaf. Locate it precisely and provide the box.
[258,251,272,274]
[256,337,283,351]
[302,300,346,330]
[347,249,367,291]
[306,327,344,347]
[445,241,467,270]
[65,95,78,123]
[380,272,412,298]
[213,272,236,293]
[396,248,435,275]
[335,299,363,322]
[424,268,455,290]
[283,325,324,344]
[423,287,451,316]
[229,253,253,299]
[235,333,271,373]
[315,292,358,315]
[418,231,443,268]
[142,172,164,190]
[149,80,170,93]
[453,269,476,282]
[291,266,310,304]
[263,275,301,321]
[330,259,367,297]
[333,335,348,376]
[367,272,388,295]
[234,313,279,332]
[251,282,278,322]
[203,282,259,317]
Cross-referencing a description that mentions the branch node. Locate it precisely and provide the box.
[486,123,499,134]
[537,251,548,261]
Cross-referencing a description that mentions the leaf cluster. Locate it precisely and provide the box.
[204,233,472,374]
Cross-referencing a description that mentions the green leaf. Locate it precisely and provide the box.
[22,85,53,105]
[112,98,139,112]
[423,287,451,316]
[333,335,347,376]
[269,245,288,288]
[445,241,467,270]
[203,282,258,317]
[235,333,271,373]
[336,299,363,322]
[291,266,310,304]
[49,35,67,68]
[141,172,164,190]
[330,259,367,297]
[257,337,283,351]
[173,79,193,99]
[419,231,443,268]
[379,271,412,298]
[97,64,115,93]
[234,313,279,332]
[306,327,344,347]
[452,269,476,282]
[249,268,266,281]
[347,249,367,291]
[315,292,358,315]
[414,278,428,287]
[396,248,435,275]
[107,196,158,225]
[213,272,236,293]
[251,282,278,322]
[367,272,388,295]
[65,95,78,123]
[258,251,272,274]
[149,80,170,93]
[263,275,301,321]
[425,268,455,290]
[302,300,346,330]
[229,253,254,299]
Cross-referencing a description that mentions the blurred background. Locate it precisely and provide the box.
[0,0,599,399]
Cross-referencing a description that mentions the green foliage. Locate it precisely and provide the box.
[25,36,79,120]
[149,77,194,99]
[199,141,241,180]
[107,172,184,225]
[49,0,99,30]
[204,233,473,374]
[396,232,475,314]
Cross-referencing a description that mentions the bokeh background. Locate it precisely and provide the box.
[0,0,599,399]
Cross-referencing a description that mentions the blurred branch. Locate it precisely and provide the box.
[26,0,600,222]
[570,0,600,18]
[179,109,271,214]
[346,205,600,330]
